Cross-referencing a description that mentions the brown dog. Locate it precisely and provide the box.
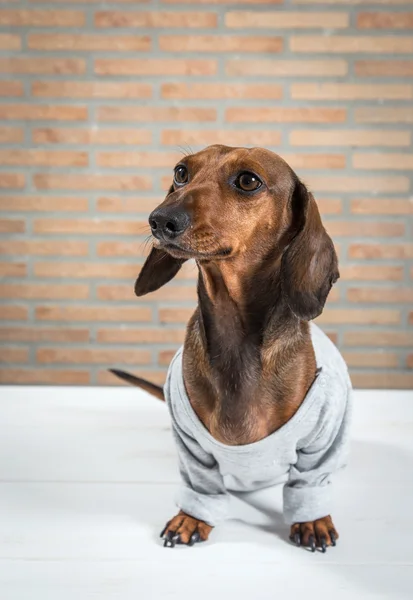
[112,145,351,552]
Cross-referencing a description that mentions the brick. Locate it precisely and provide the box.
[317,308,400,325]
[97,241,151,258]
[290,130,410,147]
[351,373,413,389]
[0,369,90,385]
[348,287,413,304]
[0,81,23,97]
[358,12,413,29]
[342,352,399,368]
[0,9,84,26]
[408,355,413,368]
[0,240,89,257]
[97,197,159,214]
[353,153,413,170]
[33,219,147,235]
[226,59,347,77]
[28,33,150,51]
[32,81,152,99]
[0,306,28,321]
[0,150,88,167]
[29,0,151,3]
[95,59,216,77]
[0,196,88,212]
[34,261,139,279]
[95,11,217,28]
[305,176,409,193]
[317,199,343,215]
[0,104,87,121]
[226,11,349,28]
[0,126,24,143]
[0,262,26,277]
[97,328,186,344]
[282,153,345,169]
[34,174,151,191]
[226,108,346,123]
[159,308,194,324]
[355,61,413,77]
[294,0,413,3]
[161,129,281,147]
[159,349,178,366]
[351,199,413,215]
[0,174,25,189]
[37,347,151,365]
[98,369,166,387]
[0,219,25,233]
[355,107,413,123]
[0,347,29,364]
[98,106,216,123]
[291,83,413,100]
[161,83,283,100]
[0,58,85,75]
[97,151,179,168]
[32,128,151,146]
[0,327,89,342]
[0,283,89,300]
[344,331,413,347]
[162,0,282,3]
[159,35,282,53]
[327,221,405,237]
[349,243,413,260]
[97,284,197,301]
[290,36,413,53]
[0,33,20,49]
[340,265,403,281]
[36,305,152,323]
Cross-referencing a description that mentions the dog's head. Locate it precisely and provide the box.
[135,145,339,320]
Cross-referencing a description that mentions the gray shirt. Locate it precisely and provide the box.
[164,323,352,526]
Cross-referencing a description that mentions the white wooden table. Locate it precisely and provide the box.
[0,387,412,600]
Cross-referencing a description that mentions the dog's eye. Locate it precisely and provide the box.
[235,172,262,192]
[174,165,188,185]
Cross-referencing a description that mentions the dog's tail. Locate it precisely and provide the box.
[108,369,165,401]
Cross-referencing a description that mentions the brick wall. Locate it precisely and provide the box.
[0,0,412,389]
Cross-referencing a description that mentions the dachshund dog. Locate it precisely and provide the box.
[111,145,352,553]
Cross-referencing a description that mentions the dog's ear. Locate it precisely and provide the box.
[281,180,339,320]
[134,247,186,297]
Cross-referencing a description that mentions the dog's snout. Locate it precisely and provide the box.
[149,209,190,241]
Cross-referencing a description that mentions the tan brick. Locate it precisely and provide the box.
[0,104,87,121]
[317,308,400,325]
[0,174,25,189]
[95,59,216,77]
[343,352,399,368]
[0,126,24,143]
[29,0,151,2]
[358,12,413,28]
[0,81,23,97]
[0,240,89,257]
[0,326,89,342]
[0,283,89,300]
[344,330,413,347]
[351,373,413,389]
[0,57,85,75]
[348,287,413,304]
[161,129,281,147]
[161,82,283,100]
[97,241,151,258]
[0,262,26,277]
[97,284,197,301]
[407,355,413,368]
[0,305,28,321]
[32,127,151,146]
[28,33,150,51]
[97,151,179,169]
[353,153,413,170]
[32,81,152,99]
[162,0,282,3]
[291,83,413,100]
[0,347,29,364]
[95,11,217,28]
[290,36,413,53]
[226,59,347,77]
[97,197,159,214]
[305,175,409,193]
[97,328,186,344]
[326,221,404,237]
[0,150,88,167]
[98,106,216,123]
[0,33,20,49]
[349,243,413,259]
[294,0,413,4]
[410,313,413,325]
[34,261,139,279]
[0,219,25,233]
[37,347,151,365]
[159,308,195,324]
[340,265,403,281]
[355,107,413,123]
[159,349,178,366]
[0,368,90,385]
[282,153,345,169]
[226,11,349,28]
[317,199,343,215]
[0,9,84,26]
[98,369,166,387]
[290,130,410,147]
[33,218,147,235]
[34,173,151,191]
[226,107,346,123]
[355,60,413,77]
[36,305,152,323]
[0,196,88,212]
[159,35,282,53]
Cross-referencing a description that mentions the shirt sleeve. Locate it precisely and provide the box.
[283,383,352,525]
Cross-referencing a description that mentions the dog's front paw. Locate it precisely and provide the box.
[290,515,338,553]
[160,510,213,548]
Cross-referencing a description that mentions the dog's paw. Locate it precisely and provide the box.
[160,510,213,548]
[289,515,338,553]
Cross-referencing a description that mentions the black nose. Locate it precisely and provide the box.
[149,209,190,240]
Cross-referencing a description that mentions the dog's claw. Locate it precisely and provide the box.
[329,531,336,547]
[188,531,200,546]
[293,532,301,547]
[163,531,176,548]
[309,535,316,552]
[320,536,327,553]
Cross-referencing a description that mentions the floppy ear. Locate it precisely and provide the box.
[281,180,339,320]
[134,247,186,297]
